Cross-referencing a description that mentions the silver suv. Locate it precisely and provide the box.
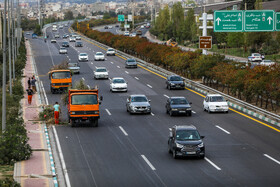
[126,95,151,114]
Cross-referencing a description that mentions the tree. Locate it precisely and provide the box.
[33,24,42,36]
[241,0,256,10]
[184,9,195,41]
[227,33,244,48]
[171,2,184,42]
[64,10,74,20]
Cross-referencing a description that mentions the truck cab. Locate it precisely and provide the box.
[49,70,72,93]
[67,89,102,127]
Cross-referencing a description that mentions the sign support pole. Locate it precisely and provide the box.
[202,12,207,55]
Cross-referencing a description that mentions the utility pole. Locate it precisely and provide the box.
[12,0,15,80]
[16,0,20,54]
[0,13,2,49]
[8,0,12,95]
[2,0,7,132]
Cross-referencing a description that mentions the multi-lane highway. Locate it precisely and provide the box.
[26,25,280,187]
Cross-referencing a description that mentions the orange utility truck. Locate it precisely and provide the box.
[49,70,72,93]
[67,89,102,127]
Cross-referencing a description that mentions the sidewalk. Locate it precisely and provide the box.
[144,31,248,62]
[13,40,54,187]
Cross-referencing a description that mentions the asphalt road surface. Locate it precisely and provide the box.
[25,25,280,187]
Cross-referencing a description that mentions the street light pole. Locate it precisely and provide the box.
[8,0,12,95]
[11,0,15,80]
[2,0,7,132]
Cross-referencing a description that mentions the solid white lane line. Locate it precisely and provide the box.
[117,66,120,68]
[192,111,196,113]
[135,77,139,80]
[87,85,90,89]
[119,126,128,136]
[164,94,169,98]
[125,71,129,74]
[264,154,280,165]
[111,62,114,64]
[105,109,111,116]
[205,157,221,170]
[82,77,85,81]
[141,155,156,171]
[215,125,231,135]
[151,112,155,116]
[147,84,153,88]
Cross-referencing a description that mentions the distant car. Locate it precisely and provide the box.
[108,26,113,29]
[115,25,119,28]
[94,52,105,61]
[78,53,88,62]
[126,95,151,114]
[106,48,115,56]
[130,33,136,37]
[136,30,142,35]
[63,34,69,38]
[68,62,80,74]
[110,77,127,92]
[166,75,185,90]
[51,39,56,43]
[125,59,137,68]
[59,47,67,54]
[52,28,57,32]
[124,31,130,36]
[260,60,275,66]
[104,26,108,29]
[69,37,76,42]
[248,53,262,62]
[26,32,31,35]
[94,67,109,79]
[75,36,81,40]
[62,41,69,47]
[32,34,38,39]
[140,25,145,29]
[75,41,83,47]
[203,94,229,113]
[54,34,60,38]
[168,125,205,159]
[59,25,63,29]
[166,97,192,116]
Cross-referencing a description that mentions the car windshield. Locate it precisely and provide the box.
[77,42,82,44]
[96,52,103,55]
[253,53,261,56]
[170,76,182,81]
[60,47,65,50]
[63,42,68,44]
[68,63,78,67]
[131,96,147,102]
[171,98,188,105]
[96,68,107,72]
[71,94,98,105]
[127,59,136,62]
[52,71,71,79]
[80,53,87,56]
[210,96,225,102]
[263,60,271,63]
[108,49,114,51]
[176,130,200,141]
[113,79,125,84]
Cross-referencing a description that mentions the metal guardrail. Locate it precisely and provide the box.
[70,28,280,126]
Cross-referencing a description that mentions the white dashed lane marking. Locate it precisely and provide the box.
[135,77,139,80]
[119,126,128,136]
[147,84,152,88]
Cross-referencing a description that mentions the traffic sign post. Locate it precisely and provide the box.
[118,15,125,22]
[199,36,212,49]
[244,10,274,32]
[275,12,280,31]
[214,11,243,32]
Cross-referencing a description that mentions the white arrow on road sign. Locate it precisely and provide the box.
[216,17,221,25]
[267,16,272,25]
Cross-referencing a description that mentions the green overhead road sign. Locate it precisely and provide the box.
[214,11,243,32]
[244,10,274,32]
[118,15,125,22]
[276,13,280,31]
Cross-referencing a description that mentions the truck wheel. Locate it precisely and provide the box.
[70,119,76,127]
[92,119,98,127]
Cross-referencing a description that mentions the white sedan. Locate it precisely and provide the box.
[75,36,81,40]
[94,52,105,61]
[94,67,109,79]
[69,37,76,42]
[106,48,115,56]
[78,53,88,62]
[110,77,127,92]
[203,94,228,113]
[59,47,67,54]
[260,60,275,66]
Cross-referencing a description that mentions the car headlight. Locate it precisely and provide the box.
[209,105,215,109]
[186,108,192,110]
[171,83,175,85]
[198,142,204,148]
[176,143,183,148]
[172,108,178,111]
[71,112,75,114]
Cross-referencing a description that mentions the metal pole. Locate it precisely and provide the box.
[125,19,127,32]
[16,0,20,54]
[8,0,12,95]
[2,0,7,132]
[12,0,15,80]
[202,12,207,55]
[132,4,134,29]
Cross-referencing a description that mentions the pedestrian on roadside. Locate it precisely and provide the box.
[26,87,34,104]
[27,77,31,88]
[31,76,37,92]
[53,102,60,124]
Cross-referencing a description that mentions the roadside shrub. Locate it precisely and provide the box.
[39,105,55,124]
[0,178,20,187]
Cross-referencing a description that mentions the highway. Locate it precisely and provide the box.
[26,25,280,187]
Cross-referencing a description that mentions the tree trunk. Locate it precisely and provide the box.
[256,94,259,105]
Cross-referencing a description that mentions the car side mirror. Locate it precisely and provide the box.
[189,102,192,104]
[127,99,130,103]
[169,131,173,138]
[149,100,151,102]
[201,136,205,139]
[100,96,103,101]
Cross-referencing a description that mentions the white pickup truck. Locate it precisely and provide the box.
[248,53,262,62]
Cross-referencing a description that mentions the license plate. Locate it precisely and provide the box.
[179,111,186,113]
[186,152,196,154]
[82,117,87,119]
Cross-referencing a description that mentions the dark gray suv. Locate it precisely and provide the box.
[126,95,151,114]
[166,75,185,90]
[168,125,205,159]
